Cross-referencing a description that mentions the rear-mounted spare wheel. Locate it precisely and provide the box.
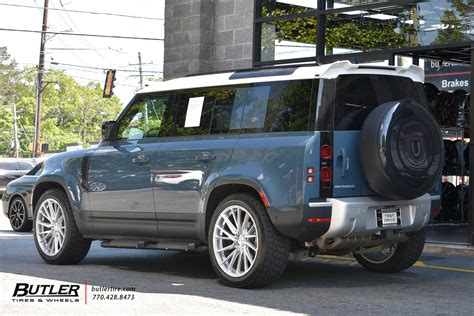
[360,100,443,200]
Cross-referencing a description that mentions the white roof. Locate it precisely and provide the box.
[140,61,424,94]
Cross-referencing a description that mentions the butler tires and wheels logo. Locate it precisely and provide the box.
[11,283,81,303]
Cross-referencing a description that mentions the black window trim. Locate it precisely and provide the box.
[117,78,319,140]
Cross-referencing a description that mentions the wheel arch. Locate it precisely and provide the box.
[203,179,270,241]
[32,179,73,214]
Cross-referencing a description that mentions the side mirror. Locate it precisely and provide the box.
[101,121,119,142]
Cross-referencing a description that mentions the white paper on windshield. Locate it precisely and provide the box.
[184,97,205,127]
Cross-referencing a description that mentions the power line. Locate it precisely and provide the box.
[51,61,163,73]
[32,0,93,67]
[0,2,164,21]
[47,47,111,51]
[0,27,164,41]
[53,1,112,64]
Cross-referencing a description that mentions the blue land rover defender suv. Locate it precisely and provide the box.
[31,61,443,288]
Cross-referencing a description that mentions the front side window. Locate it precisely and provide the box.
[119,96,171,140]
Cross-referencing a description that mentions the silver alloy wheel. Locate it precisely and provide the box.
[9,199,26,230]
[360,244,398,264]
[213,205,258,278]
[35,198,66,257]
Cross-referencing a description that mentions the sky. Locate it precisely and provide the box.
[0,0,165,105]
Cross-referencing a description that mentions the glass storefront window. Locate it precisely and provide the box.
[261,0,317,17]
[325,1,473,55]
[418,0,473,46]
[325,0,389,10]
[256,0,473,64]
[260,17,318,62]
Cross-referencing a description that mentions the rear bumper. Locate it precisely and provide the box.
[310,194,435,239]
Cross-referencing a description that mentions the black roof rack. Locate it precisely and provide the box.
[184,62,320,78]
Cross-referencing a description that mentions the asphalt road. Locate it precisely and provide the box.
[1,203,473,315]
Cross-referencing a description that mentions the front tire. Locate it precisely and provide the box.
[33,189,91,265]
[9,197,33,232]
[208,193,290,288]
[354,229,425,273]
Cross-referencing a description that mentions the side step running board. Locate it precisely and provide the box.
[101,239,206,252]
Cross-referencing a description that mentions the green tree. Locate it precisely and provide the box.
[433,10,471,45]
[0,47,21,156]
[0,47,123,157]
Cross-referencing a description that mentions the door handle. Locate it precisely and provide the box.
[195,152,216,162]
[337,148,349,177]
[132,154,150,165]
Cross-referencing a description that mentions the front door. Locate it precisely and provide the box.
[88,95,171,237]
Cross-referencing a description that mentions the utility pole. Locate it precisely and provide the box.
[33,0,49,158]
[138,52,143,89]
[12,103,19,158]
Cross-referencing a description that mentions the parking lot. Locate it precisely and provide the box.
[1,203,473,315]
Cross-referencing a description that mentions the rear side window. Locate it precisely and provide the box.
[264,80,314,132]
[18,162,34,170]
[144,79,315,137]
[237,86,271,130]
[0,162,18,170]
[334,75,427,130]
[238,80,314,133]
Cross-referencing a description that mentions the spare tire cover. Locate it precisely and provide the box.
[359,99,443,200]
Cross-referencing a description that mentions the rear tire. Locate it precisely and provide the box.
[354,229,425,273]
[208,193,290,288]
[33,189,91,265]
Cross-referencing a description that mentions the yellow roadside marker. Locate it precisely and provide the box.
[309,255,474,273]
[414,261,474,273]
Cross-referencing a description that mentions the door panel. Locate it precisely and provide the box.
[152,135,238,238]
[88,141,158,237]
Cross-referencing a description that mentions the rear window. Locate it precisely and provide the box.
[334,75,427,131]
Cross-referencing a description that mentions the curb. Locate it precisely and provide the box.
[424,243,474,258]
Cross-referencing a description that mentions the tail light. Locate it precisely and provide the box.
[320,166,332,183]
[321,145,332,160]
[319,139,333,198]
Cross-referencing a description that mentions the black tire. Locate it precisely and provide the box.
[360,100,443,200]
[208,193,290,288]
[354,229,425,273]
[8,196,33,232]
[33,189,91,265]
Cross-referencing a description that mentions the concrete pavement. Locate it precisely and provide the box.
[1,204,473,315]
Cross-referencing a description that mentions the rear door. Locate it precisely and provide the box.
[152,87,241,239]
[331,74,427,197]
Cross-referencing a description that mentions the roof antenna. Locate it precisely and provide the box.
[349,57,358,64]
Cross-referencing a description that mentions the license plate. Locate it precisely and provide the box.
[381,212,398,225]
